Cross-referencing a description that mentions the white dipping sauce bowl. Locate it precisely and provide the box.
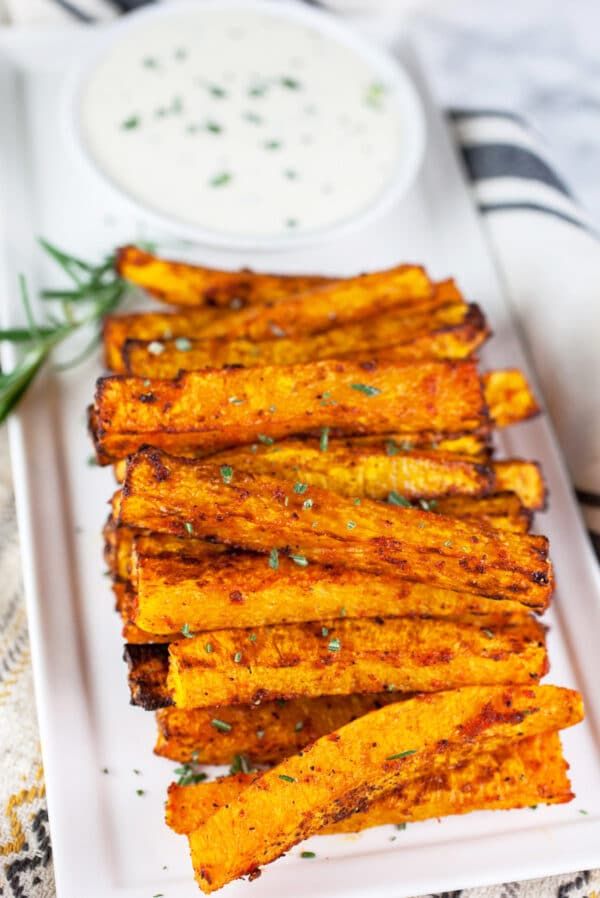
[65,0,426,251]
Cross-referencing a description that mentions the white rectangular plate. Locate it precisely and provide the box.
[0,25,599,898]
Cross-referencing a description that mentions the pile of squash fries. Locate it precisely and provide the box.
[90,246,583,893]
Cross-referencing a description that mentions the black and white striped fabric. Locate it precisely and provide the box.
[448,108,600,561]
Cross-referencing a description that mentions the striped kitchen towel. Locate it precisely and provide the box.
[448,108,600,559]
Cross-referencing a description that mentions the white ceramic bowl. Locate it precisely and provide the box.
[65,0,426,251]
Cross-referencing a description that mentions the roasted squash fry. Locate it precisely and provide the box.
[482,370,540,428]
[493,460,547,511]
[116,245,333,308]
[124,643,171,710]
[103,278,461,372]
[155,692,404,764]
[166,732,570,834]
[118,449,553,606]
[91,359,487,462]
[133,547,531,637]
[435,493,532,533]
[167,616,547,709]
[186,685,582,892]
[122,303,488,376]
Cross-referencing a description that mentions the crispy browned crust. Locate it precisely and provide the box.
[167,616,547,709]
[121,303,489,376]
[155,692,405,764]
[166,731,571,835]
[91,359,488,463]
[116,245,336,308]
[482,370,540,428]
[123,643,172,710]
[186,685,583,892]
[118,449,553,607]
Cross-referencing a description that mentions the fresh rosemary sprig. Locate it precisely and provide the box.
[0,239,126,424]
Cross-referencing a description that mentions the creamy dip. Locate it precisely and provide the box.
[81,7,404,238]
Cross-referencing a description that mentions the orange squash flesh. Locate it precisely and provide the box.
[91,359,487,463]
[116,245,333,308]
[155,692,404,764]
[166,731,570,835]
[118,449,552,607]
[185,685,583,892]
[167,616,547,709]
[122,303,488,376]
[482,370,540,428]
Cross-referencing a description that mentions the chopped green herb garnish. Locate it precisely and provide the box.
[136,788,145,796]
[142,57,158,69]
[286,218,299,228]
[302,498,313,510]
[205,120,223,134]
[365,81,386,109]
[220,464,234,484]
[211,718,232,733]
[340,606,347,617]
[386,750,417,761]
[209,171,232,188]
[327,637,341,652]
[351,383,381,397]
[419,499,438,511]
[228,395,244,405]
[184,521,194,535]
[174,337,192,351]
[443,540,453,548]
[387,684,397,692]
[121,115,140,130]
[248,83,268,97]
[294,482,308,494]
[205,642,213,653]
[256,728,265,740]
[579,809,589,815]
[281,76,301,90]
[248,632,257,644]
[233,651,243,664]
[278,774,296,783]
[264,139,282,150]
[258,433,274,445]
[321,626,329,637]
[320,427,330,452]
[243,111,263,124]
[174,763,207,786]
[147,340,164,355]
[387,492,412,507]
[395,822,407,831]
[181,623,194,639]
[87,455,98,466]
[353,498,361,506]
[385,439,399,456]
[300,851,316,859]
[208,84,227,98]
[229,753,253,775]
[482,628,495,639]
[290,553,308,567]
[284,169,298,180]
[295,720,304,732]
[347,520,357,530]
[269,548,279,570]
[102,767,109,774]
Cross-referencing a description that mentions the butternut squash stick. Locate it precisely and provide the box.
[482,370,540,428]
[115,245,333,308]
[166,616,547,709]
[155,692,404,764]
[185,685,583,892]
[102,277,460,371]
[118,449,553,606]
[166,732,571,834]
[132,547,531,637]
[121,303,488,376]
[91,359,487,463]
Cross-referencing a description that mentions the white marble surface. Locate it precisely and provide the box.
[409,0,600,227]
